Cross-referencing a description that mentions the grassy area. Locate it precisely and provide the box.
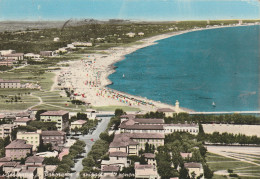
[206,153,238,162]
[92,105,140,111]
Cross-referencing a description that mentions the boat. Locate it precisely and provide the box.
[212,101,216,107]
[123,74,125,78]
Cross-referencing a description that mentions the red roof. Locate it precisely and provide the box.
[40,110,68,116]
[14,117,32,122]
[5,139,32,149]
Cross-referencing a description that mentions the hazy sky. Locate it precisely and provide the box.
[0,0,259,21]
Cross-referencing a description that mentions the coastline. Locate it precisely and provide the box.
[56,24,258,112]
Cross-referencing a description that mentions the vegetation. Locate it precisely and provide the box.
[55,140,86,173]
[142,112,260,125]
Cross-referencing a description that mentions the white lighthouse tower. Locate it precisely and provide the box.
[175,100,180,114]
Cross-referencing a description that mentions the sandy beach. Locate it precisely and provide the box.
[54,24,257,112]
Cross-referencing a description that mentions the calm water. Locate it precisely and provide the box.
[0,0,259,21]
[108,26,260,111]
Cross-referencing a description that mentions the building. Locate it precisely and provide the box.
[0,124,16,138]
[119,119,164,133]
[101,165,120,177]
[131,133,165,150]
[180,152,192,159]
[53,37,60,42]
[14,117,32,126]
[134,162,160,179]
[17,131,40,151]
[16,111,31,118]
[70,120,87,129]
[143,153,156,166]
[40,130,66,147]
[126,32,135,37]
[120,114,136,123]
[138,32,145,36]
[72,42,93,47]
[164,123,199,135]
[25,156,44,166]
[40,51,54,57]
[184,162,204,179]
[0,59,14,66]
[5,139,33,160]
[0,79,21,88]
[0,50,15,56]
[35,151,59,158]
[157,108,175,117]
[24,53,41,59]
[0,157,11,167]
[3,53,24,61]
[40,110,69,131]
[101,151,129,170]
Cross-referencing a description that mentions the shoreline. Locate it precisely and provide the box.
[56,24,258,112]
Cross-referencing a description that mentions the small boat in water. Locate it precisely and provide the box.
[212,101,216,107]
[123,74,125,78]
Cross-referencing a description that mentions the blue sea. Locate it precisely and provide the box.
[0,0,259,21]
[108,26,260,112]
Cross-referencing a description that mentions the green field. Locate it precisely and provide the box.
[206,152,260,178]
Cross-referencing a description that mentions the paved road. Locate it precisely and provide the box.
[70,116,111,179]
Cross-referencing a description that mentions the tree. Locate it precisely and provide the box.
[203,164,213,179]
[115,109,124,117]
[179,167,190,179]
[35,110,47,121]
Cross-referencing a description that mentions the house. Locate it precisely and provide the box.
[25,156,44,165]
[14,117,32,126]
[53,37,60,42]
[40,110,69,131]
[40,51,54,57]
[157,108,175,117]
[5,139,33,160]
[0,79,21,88]
[131,133,165,149]
[101,151,129,170]
[72,42,93,47]
[184,162,204,179]
[70,120,87,129]
[17,131,40,151]
[2,53,24,61]
[164,123,199,135]
[138,32,144,36]
[0,157,11,167]
[0,124,17,138]
[24,53,41,59]
[0,59,14,66]
[40,130,67,147]
[2,162,18,173]
[120,114,136,123]
[0,50,15,56]
[143,153,156,166]
[180,152,192,159]
[134,162,160,179]
[17,167,37,179]
[126,32,135,38]
[101,165,120,177]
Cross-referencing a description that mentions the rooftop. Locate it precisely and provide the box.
[0,79,20,83]
[134,118,164,124]
[120,114,136,119]
[184,162,202,168]
[2,162,17,167]
[0,157,11,162]
[143,153,155,159]
[3,53,24,57]
[102,165,120,172]
[119,123,164,130]
[164,123,199,127]
[25,156,44,164]
[5,139,33,149]
[72,120,87,125]
[135,163,154,170]
[14,117,32,122]
[40,110,69,116]
[41,130,66,136]
[157,108,175,112]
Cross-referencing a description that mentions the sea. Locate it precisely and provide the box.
[108,25,260,112]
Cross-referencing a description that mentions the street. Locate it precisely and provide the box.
[70,116,111,179]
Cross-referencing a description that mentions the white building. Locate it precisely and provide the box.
[164,123,199,135]
[126,32,135,38]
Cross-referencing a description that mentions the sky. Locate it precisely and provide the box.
[0,0,259,21]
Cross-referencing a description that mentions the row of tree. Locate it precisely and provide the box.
[143,112,260,125]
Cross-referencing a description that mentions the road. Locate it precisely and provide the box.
[70,116,111,179]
